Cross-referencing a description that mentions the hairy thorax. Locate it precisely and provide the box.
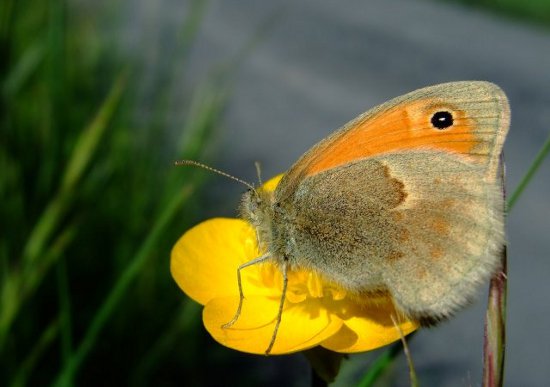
[240,186,304,270]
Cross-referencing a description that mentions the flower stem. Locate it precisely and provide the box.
[357,334,415,387]
[311,369,328,387]
[303,346,344,385]
[482,248,507,387]
[482,158,508,387]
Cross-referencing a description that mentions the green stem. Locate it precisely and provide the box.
[311,369,328,387]
[357,336,411,387]
[303,346,345,385]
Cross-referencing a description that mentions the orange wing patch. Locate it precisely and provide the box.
[276,82,509,202]
[306,100,481,175]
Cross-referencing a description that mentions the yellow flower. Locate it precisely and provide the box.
[171,175,418,355]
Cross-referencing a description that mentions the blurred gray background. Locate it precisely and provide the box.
[126,0,550,385]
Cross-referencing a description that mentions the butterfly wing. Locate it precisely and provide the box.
[273,81,509,320]
[276,81,509,201]
[375,151,504,321]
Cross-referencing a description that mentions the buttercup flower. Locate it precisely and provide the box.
[171,175,418,355]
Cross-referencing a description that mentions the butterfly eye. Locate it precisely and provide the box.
[431,111,454,130]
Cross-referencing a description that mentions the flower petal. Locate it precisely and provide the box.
[171,218,261,305]
[203,295,344,355]
[261,174,283,193]
[320,300,418,353]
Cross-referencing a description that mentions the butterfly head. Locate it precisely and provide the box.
[240,187,276,252]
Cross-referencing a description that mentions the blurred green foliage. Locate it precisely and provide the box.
[2,0,545,386]
[440,0,550,26]
[0,0,233,385]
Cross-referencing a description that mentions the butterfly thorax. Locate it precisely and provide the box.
[241,185,324,274]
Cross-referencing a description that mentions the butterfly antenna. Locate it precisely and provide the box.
[254,161,263,186]
[175,160,257,193]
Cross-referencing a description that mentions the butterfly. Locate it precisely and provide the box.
[231,81,510,352]
[182,81,510,354]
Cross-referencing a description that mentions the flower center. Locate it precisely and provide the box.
[258,263,347,304]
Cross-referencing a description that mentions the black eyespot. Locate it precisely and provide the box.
[431,111,454,130]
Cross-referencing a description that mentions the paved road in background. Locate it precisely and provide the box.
[142,0,550,385]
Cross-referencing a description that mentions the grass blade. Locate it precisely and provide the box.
[0,74,127,349]
[56,257,73,367]
[2,42,45,97]
[507,132,550,210]
[51,184,194,387]
[0,225,75,349]
[130,299,202,386]
[0,0,15,40]
[22,73,127,267]
[10,318,60,387]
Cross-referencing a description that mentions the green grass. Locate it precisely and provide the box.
[439,0,550,27]
[2,0,548,386]
[1,0,233,385]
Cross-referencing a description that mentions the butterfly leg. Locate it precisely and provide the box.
[390,315,418,386]
[265,258,288,355]
[255,230,262,250]
[222,253,272,329]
